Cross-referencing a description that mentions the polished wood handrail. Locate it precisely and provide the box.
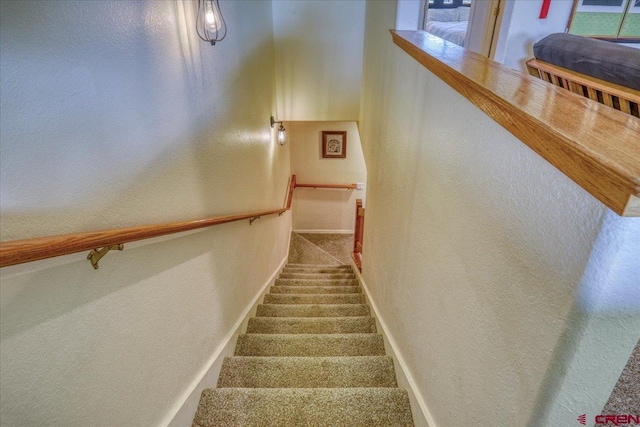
[352,199,364,271]
[391,30,640,217]
[0,177,296,268]
[295,182,357,190]
[286,175,296,210]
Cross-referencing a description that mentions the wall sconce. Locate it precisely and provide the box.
[271,116,288,146]
[196,0,227,45]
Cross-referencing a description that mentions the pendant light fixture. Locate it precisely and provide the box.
[196,0,227,45]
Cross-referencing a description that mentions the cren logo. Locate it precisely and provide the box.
[578,414,587,425]
[595,414,640,426]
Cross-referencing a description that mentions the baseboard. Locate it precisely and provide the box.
[350,259,436,427]
[292,229,354,234]
[164,254,289,427]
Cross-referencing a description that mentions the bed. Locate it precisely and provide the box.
[526,33,640,118]
[424,6,470,47]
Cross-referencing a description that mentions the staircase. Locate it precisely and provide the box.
[192,263,414,426]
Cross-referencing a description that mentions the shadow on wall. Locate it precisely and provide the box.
[525,212,640,426]
[0,0,282,241]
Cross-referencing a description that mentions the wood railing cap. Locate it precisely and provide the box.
[390,30,640,217]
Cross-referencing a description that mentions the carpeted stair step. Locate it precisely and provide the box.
[235,334,385,356]
[193,388,414,427]
[269,285,360,294]
[275,278,358,286]
[283,268,355,275]
[281,268,355,274]
[217,356,397,388]
[278,272,356,280]
[247,317,377,334]
[256,304,370,318]
[263,293,365,305]
[285,264,352,269]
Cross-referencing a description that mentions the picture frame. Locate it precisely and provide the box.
[321,131,347,159]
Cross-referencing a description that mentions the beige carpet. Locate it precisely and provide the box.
[192,263,414,426]
[288,232,353,265]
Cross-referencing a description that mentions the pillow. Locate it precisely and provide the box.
[457,6,470,21]
[427,8,458,22]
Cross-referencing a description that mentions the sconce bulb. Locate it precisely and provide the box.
[277,125,287,146]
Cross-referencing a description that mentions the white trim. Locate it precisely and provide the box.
[396,0,423,30]
[292,229,354,234]
[163,254,289,427]
[465,0,502,57]
[350,259,437,427]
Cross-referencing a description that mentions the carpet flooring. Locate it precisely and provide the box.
[192,262,414,426]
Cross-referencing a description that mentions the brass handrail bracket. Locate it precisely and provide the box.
[87,244,124,269]
[249,216,261,225]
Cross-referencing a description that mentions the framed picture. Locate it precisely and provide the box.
[322,131,347,159]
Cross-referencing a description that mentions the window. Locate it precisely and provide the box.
[568,0,640,42]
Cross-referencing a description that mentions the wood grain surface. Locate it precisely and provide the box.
[391,30,640,217]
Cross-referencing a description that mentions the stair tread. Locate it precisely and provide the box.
[256,304,370,318]
[279,273,356,279]
[193,388,414,427]
[247,317,376,334]
[264,294,364,305]
[217,356,397,388]
[269,285,360,294]
[235,333,385,356]
[276,278,359,286]
[285,264,351,268]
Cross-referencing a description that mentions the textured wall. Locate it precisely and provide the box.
[359,1,639,426]
[0,1,291,425]
[289,122,367,232]
[272,0,365,121]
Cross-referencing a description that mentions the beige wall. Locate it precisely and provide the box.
[289,122,367,232]
[360,1,640,426]
[0,1,291,426]
[272,0,365,121]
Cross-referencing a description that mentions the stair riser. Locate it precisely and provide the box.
[269,286,360,294]
[264,294,364,305]
[235,334,385,357]
[217,356,398,388]
[276,279,358,286]
[247,317,377,334]
[256,304,370,318]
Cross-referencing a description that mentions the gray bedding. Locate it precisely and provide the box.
[533,33,640,91]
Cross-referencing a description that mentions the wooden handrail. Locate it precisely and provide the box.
[286,175,296,210]
[0,177,296,268]
[352,199,364,271]
[391,30,640,217]
[295,182,357,190]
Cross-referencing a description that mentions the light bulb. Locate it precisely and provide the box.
[204,1,221,32]
[277,125,287,146]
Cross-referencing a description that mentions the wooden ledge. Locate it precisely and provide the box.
[390,30,640,216]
